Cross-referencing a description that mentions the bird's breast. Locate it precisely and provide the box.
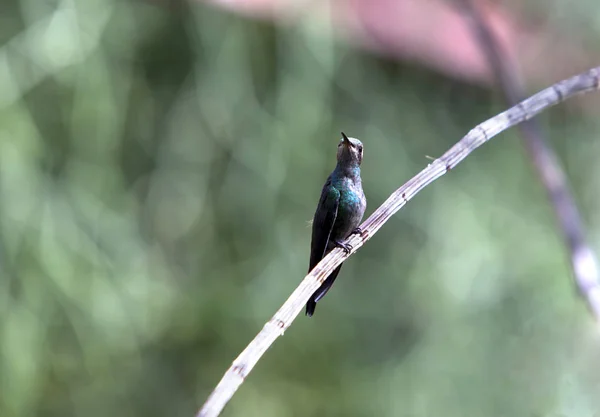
[339,188,364,209]
[337,182,366,220]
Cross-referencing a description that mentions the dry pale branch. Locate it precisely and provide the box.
[457,0,600,320]
[197,66,600,417]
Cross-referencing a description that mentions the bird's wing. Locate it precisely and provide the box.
[309,182,340,271]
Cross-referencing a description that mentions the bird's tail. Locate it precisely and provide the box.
[305,300,317,317]
[305,264,343,317]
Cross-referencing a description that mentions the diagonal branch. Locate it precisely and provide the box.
[456,0,600,320]
[197,67,600,417]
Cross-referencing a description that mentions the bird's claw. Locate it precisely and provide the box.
[335,240,352,254]
[352,227,364,237]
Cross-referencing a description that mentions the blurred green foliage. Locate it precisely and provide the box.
[2,1,600,417]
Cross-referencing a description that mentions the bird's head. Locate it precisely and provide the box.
[337,132,363,166]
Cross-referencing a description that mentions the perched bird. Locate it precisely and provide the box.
[306,132,367,317]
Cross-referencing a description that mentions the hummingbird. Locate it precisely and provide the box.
[306,132,367,317]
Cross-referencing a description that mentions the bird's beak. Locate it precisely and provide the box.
[341,132,351,147]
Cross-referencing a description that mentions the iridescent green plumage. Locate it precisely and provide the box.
[306,133,367,317]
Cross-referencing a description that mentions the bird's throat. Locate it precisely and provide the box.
[334,163,361,180]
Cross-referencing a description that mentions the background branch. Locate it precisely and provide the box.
[197,67,600,417]
[457,0,600,320]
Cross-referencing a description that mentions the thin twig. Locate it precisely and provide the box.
[197,67,600,417]
[457,0,600,320]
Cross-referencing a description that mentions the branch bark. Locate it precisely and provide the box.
[197,66,600,417]
[457,0,600,321]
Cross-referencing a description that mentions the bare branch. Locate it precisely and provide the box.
[197,66,600,417]
[457,0,600,320]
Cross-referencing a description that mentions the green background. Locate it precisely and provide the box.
[2,1,600,416]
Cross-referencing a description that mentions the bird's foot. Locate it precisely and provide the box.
[335,240,352,254]
[352,227,365,237]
